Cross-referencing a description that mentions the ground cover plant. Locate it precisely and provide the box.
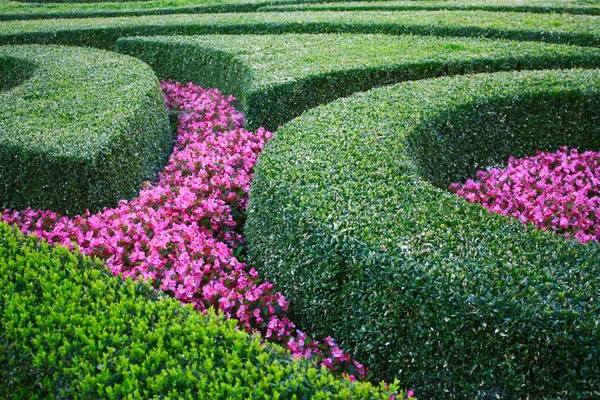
[2,0,600,397]
[117,33,600,130]
[0,45,172,216]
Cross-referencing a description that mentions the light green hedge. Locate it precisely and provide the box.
[117,33,600,130]
[246,69,600,398]
[0,222,399,399]
[258,0,600,15]
[1,10,599,50]
[0,45,172,216]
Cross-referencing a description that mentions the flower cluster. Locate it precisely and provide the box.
[2,81,367,380]
[450,146,600,244]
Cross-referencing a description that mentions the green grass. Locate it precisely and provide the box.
[0,45,172,215]
[258,0,600,15]
[0,10,599,49]
[118,33,600,130]
[246,68,600,398]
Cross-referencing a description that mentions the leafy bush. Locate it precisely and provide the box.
[246,69,600,398]
[0,222,399,399]
[0,45,172,216]
[1,10,599,50]
[118,33,600,130]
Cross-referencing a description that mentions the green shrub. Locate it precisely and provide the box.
[246,69,600,398]
[0,45,172,216]
[258,0,600,16]
[118,33,600,130]
[0,222,399,399]
[1,10,599,51]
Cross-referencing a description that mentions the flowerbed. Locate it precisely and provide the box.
[450,146,600,244]
[2,81,373,383]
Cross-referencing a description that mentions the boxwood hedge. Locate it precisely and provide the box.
[0,222,399,399]
[1,10,599,50]
[246,69,600,399]
[117,33,600,130]
[0,45,172,216]
[258,0,600,16]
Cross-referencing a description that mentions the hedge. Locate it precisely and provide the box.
[0,45,172,216]
[0,222,399,399]
[1,10,599,50]
[258,0,600,16]
[246,69,600,399]
[117,33,600,131]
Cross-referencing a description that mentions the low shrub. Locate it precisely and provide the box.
[0,221,399,399]
[1,10,599,50]
[0,45,172,216]
[117,33,600,130]
[246,69,600,398]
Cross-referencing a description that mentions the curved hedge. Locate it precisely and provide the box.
[0,45,172,216]
[117,33,600,130]
[1,10,599,50]
[246,69,600,398]
[0,222,398,399]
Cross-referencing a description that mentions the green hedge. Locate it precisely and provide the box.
[1,10,599,50]
[117,33,600,131]
[258,0,600,15]
[0,222,399,398]
[0,45,172,216]
[246,69,600,398]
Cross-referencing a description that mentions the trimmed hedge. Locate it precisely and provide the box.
[258,0,600,16]
[1,10,599,50]
[246,69,600,398]
[0,45,172,216]
[117,33,600,131]
[0,222,398,398]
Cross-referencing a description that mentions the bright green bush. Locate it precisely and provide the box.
[258,0,600,15]
[0,222,399,399]
[1,10,599,50]
[246,69,600,398]
[0,45,172,216]
[117,33,600,130]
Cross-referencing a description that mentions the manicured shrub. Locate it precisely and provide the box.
[0,221,399,399]
[258,0,600,16]
[117,33,600,130]
[0,45,172,216]
[1,10,599,51]
[246,69,600,398]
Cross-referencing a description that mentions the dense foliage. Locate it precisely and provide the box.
[246,69,600,398]
[0,45,171,216]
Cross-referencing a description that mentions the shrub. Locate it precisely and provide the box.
[1,10,599,50]
[0,222,398,399]
[0,45,172,216]
[246,69,600,398]
[117,33,600,130]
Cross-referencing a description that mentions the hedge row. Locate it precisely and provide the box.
[1,10,599,50]
[0,45,172,216]
[0,222,399,399]
[3,0,597,21]
[259,0,600,15]
[117,33,600,131]
[246,69,600,399]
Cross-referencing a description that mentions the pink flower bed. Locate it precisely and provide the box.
[450,147,600,244]
[2,81,368,381]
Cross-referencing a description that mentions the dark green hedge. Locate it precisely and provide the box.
[1,10,599,51]
[0,45,172,216]
[0,222,398,399]
[258,0,600,16]
[117,33,600,131]
[246,69,600,399]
